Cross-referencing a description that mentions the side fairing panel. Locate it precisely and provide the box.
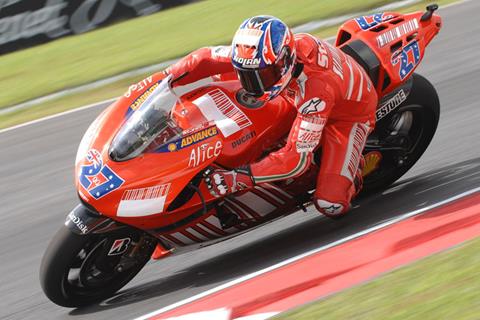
[74,77,296,231]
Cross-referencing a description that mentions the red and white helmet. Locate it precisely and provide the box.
[231,16,296,101]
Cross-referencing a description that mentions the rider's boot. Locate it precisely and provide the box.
[215,200,241,229]
[314,156,365,219]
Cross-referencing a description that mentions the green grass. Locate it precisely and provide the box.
[0,73,140,129]
[0,0,400,110]
[0,0,459,129]
[274,237,480,320]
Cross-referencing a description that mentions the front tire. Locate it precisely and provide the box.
[40,225,155,307]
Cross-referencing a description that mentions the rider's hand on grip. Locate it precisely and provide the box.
[204,167,255,198]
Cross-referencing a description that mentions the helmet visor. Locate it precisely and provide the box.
[235,47,291,97]
[236,64,283,97]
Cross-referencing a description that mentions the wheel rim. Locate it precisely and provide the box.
[60,233,152,299]
[364,104,434,187]
[77,238,120,288]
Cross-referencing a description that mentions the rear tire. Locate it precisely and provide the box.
[362,73,440,194]
[40,225,155,307]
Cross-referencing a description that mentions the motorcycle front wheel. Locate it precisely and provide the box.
[40,225,155,307]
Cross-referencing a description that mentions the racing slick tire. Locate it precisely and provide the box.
[362,73,440,194]
[40,225,155,307]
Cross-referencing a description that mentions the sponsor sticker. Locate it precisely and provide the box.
[355,13,394,30]
[392,40,421,80]
[376,89,407,121]
[127,81,160,113]
[79,149,124,200]
[188,141,222,168]
[180,126,218,148]
[363,151,383,177]
[108,238,131,256]
[155,126,218,153]
[124,76,154,98]
[233,56,261,66]
[376,19,419,47]
[194,89,252,137]
[233,28,263,47]
[296,116,326,153]
[296,141,319,153]
[232,131,256,149]
[117,184,170,217]
[67,211,88,234]
[298,116,326,136]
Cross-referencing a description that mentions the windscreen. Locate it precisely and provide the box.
[109,77,183,161]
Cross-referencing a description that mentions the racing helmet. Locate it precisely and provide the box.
[231,16,296,101]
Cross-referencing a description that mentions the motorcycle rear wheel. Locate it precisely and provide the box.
[362,73,440,193]
[40,225,155,307]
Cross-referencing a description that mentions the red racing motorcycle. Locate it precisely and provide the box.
[40,5,442,307]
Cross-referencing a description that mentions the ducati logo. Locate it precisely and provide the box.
[108,238,131,256]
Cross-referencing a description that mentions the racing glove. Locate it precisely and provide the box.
[204,166,254,198]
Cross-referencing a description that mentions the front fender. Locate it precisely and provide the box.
[65,204,126,235]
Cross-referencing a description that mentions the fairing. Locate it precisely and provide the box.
[74,72,296,231]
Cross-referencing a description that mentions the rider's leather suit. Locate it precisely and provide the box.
[165,33,378,217]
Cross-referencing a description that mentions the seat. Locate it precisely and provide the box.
[340,40,381,88]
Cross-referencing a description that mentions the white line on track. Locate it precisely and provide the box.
[0,98,115,135]
[133,186,480,320]
[0,0,469,137]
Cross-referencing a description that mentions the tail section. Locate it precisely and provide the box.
[335,5,442,96]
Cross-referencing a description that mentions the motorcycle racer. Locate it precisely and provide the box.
[165,16,378,218]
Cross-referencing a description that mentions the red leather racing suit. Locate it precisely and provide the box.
[165,33,378,217]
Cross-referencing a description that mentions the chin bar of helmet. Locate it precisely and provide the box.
[235,68,266,98]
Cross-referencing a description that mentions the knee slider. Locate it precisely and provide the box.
[314,197,349,218]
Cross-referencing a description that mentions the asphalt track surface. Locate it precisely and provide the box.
[1,1,479,319]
